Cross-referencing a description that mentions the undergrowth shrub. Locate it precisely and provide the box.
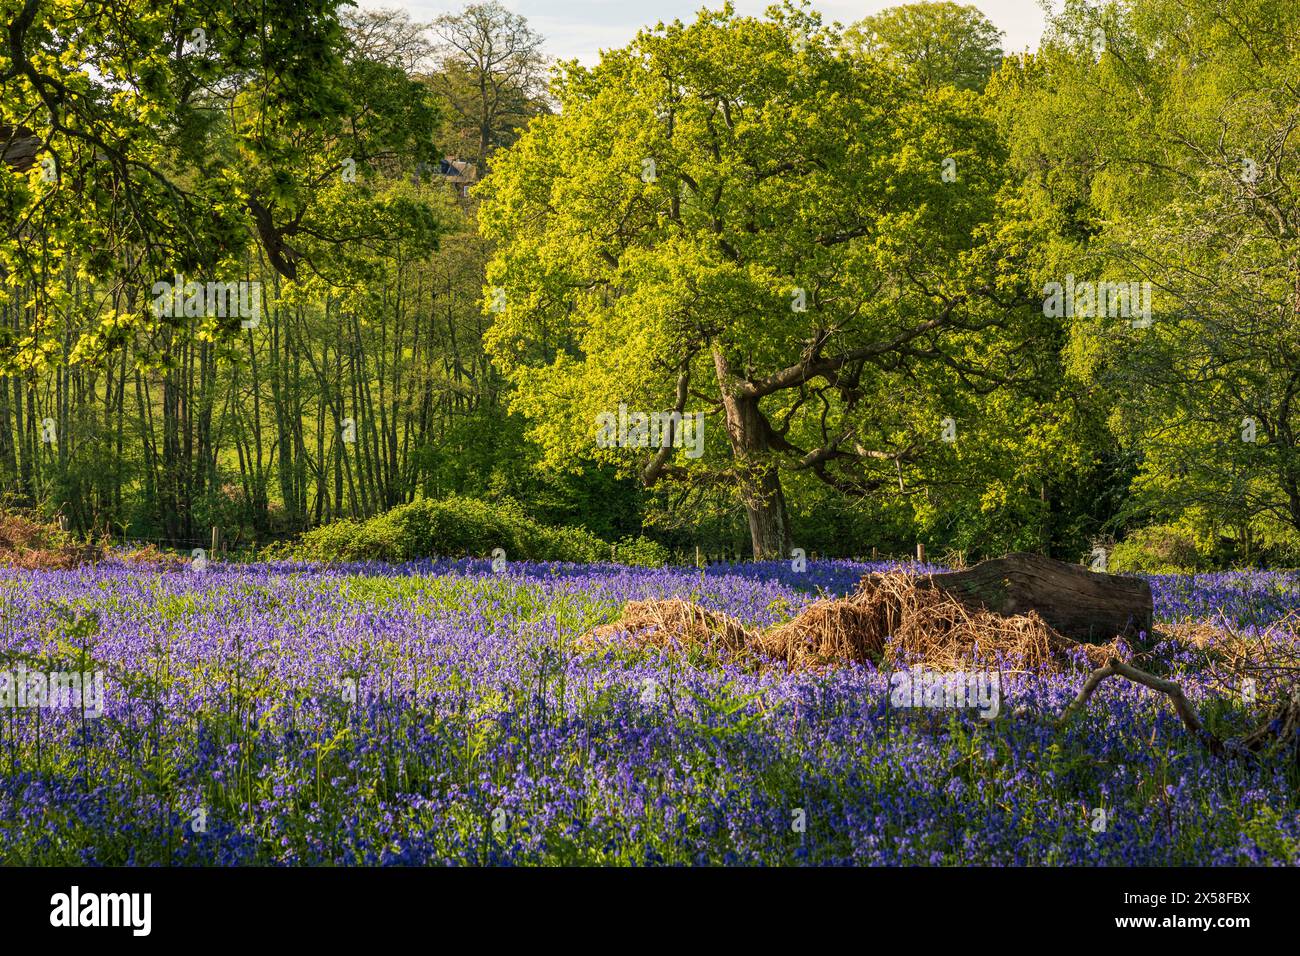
[0,512,103,568]
[271,495,611,563]
[1110,524,1207,574]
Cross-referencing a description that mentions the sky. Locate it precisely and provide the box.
[358,1,1056,64]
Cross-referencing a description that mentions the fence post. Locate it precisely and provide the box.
[916,542,925,564]
[212,526,222,557]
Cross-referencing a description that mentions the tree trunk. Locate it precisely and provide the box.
[712,347,790,560]
[742,460,790,560]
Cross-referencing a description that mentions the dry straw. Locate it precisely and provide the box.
[585,571,1122,672]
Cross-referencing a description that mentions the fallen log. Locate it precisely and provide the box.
[915,552,1153,644]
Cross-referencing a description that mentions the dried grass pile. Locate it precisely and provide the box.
[1162,613,1300,701]
[584,599,758,657]
[587,571,1123,672]
[753,598,891,668]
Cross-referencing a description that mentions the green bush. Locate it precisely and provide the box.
[613,535,671,567]
[1109,524,1207,574]
[277,496,610,563]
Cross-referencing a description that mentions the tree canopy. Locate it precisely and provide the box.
[849,1,1004,92]
[480,2,1063,558]
[3,0,1299,570]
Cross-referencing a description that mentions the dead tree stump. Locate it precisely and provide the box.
[918,552,1153,643]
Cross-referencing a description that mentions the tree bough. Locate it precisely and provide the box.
[1060,657,1300,766]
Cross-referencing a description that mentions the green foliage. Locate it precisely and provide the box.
[478,0,1062,558]
[1109,524,1208,574]
[278,495,609,563]
[990,0,1300,565]
[613,535,671,568]
[429,2,550,171]
[0,0,384,367]
[6,0,1299,570]
[848,2,1005,91]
